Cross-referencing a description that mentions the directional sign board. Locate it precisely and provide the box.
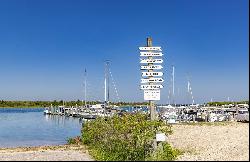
[142,72,163,77]
[140,52,163,57]
[141,65,163,70]
[144,90,160,100]
[141,85,163,90]
[139,47,162,51]
[139,43,164,101]
[140,59,163,64]
[141,78,164,83]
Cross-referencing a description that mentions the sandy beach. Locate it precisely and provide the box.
[0,145,93,161]
[168,122,249,161]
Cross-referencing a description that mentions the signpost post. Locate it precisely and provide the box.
[139,37,164,121]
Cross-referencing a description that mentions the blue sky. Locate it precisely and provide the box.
[0,0,248,104]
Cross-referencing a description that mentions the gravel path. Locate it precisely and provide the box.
[167,122,249,161]
[0,145,94,161]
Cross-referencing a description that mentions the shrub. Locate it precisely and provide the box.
[146,142,182,161]
[81,113,181,161]
[67,136,82,144]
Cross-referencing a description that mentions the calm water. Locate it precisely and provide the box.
[0,108,82,148]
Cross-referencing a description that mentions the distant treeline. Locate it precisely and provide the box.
[206,101,249,106]
[1,100,248,108]
[0,100,149,108]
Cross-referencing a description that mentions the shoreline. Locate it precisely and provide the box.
[0,122,248,161]
[0,144,83,152]
[0,144,94,161]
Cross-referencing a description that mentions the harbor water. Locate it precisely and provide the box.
[0,108,82,148]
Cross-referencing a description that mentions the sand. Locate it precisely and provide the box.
[0,145,93,161]
[167,121,249,161]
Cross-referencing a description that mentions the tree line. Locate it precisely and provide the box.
[0,100,149,108]
[1,100,247,108]
[206,101,249,106]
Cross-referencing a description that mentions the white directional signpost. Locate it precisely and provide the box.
[139,37,164,121]
[140,58,163,64]
[141,78,164,83]
[141,65,163,70]
[141,72,163,77]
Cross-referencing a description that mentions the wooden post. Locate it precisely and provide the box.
[146,37,158,155]
[147,37,156,121]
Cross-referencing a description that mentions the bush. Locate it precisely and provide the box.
[67,136,82,144]
[146,142,182,161]
[81,113,181,161]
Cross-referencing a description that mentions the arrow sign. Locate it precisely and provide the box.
[139,47,162,51]
[140,52,163,57]
[142,72,163,77]
[140,59,163,64]
[140,85,163,90]
[141,78,164,83]
[141,65,163,70]
[144,90,160,100]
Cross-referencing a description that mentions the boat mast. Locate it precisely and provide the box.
[104,73,106,103]
[84,68,87,107]
[187,76,195,105]
[104,60,110,107]
[187,79,190,106]
[172,65,175,105]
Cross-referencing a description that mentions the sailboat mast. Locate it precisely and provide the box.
[104,60,110,106]
[172,65,175,105]
[107,62,110,104]
[84,68,87,107]
[104,77,107,102]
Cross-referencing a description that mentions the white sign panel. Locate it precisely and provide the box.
[141,78,164,83]
[141,65,163,70]
[141,85,163,90]
[140,59,163,64]
[139,47,162,51]
[142,72,163,77]
[144,90,160,100]
[156,133,167,141]
[140,52,163,57]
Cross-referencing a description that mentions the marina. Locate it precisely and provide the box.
[0,0,248,161]
[43,103,249,123]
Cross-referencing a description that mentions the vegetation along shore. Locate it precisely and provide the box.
[0,100,149,108]
[0,100,248,108]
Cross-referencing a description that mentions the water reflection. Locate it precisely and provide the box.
[0,108,82,148]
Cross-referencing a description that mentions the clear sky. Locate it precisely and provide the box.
[0,0,248,104]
